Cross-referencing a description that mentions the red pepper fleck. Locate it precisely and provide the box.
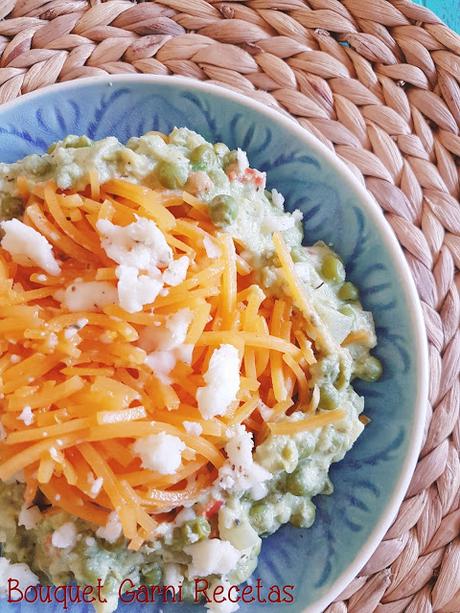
[202,499,223,518]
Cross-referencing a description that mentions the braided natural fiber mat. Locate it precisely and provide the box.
[0,1,459,611]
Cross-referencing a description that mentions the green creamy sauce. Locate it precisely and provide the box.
[0,128,381,612]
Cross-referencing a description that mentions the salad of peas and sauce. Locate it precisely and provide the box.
[0,128,381,612]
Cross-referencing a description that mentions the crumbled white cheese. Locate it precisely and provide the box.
[176,343,194,365]
[18,504,41,530]
[64,327,77,339]
[10,354,21,364]
[270,189,285,208]
[0,558,38,596]
[139,308,192,352]
[250,481,269,501]
[185,539,240,578]
[0,219,61,275]
[261,209,302,233]
[218,425,272,495]
[87,474,104,498]
[163,255,189,286]
[174,507,196,526]
[116,264,162,313]
[51,522,77,549]
[131,432,185,474]
[203,236,221,259]
[64,318,88,340]
[205,579,240,613]
[163,563,184,594]
[225,425,253,469]
[85,536,96,547]
[257,400,273,421]
[164,308,193,350]
[236,148,249,173]
[55,280,117,312]
[17,405,34,426]
[96,511,122,544]
[144,350,176,384]
[143,309,194,379]
[96,217,172,269]
[197,344,240,419]
[183,421,203,436]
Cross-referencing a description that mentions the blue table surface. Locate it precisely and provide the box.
[416,0,460,33]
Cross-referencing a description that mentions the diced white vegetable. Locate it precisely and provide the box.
[218,509,261,552]
[205,579,240,613]
[163,563,184,594]
[316,303,353,345]
[185,539,240,578]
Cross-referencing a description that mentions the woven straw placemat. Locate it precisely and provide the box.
[0,0,459,611]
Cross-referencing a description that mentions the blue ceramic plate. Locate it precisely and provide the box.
[0,76,428,613]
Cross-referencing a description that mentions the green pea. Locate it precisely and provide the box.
[321,477,334,495]
[157,160,189,189]
[31,159,54,178]
[290,499,316,529]
[1,195,24,220]
[318,383,339,410]
[334,356,350,390]
[338,281,359,301]
[286,465,310,496]
[181,579,198,602]
[182,517,211,543]
[339,304,355,317]
[357,355,383,382]
[190,144,216,171]
[249,502,275,534]
[64,135,92,149]
[48,135,92,153]
[213,142,229,159]
[142,562,162,585]
[321,254,345,284]
[209,194,238,227]
[223,150,237,170]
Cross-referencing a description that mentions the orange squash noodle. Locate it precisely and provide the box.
[0,177,343,547]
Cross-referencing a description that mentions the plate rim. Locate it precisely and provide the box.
[0,74,429,613]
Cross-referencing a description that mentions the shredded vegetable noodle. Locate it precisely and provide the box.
[0,176,346,552]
